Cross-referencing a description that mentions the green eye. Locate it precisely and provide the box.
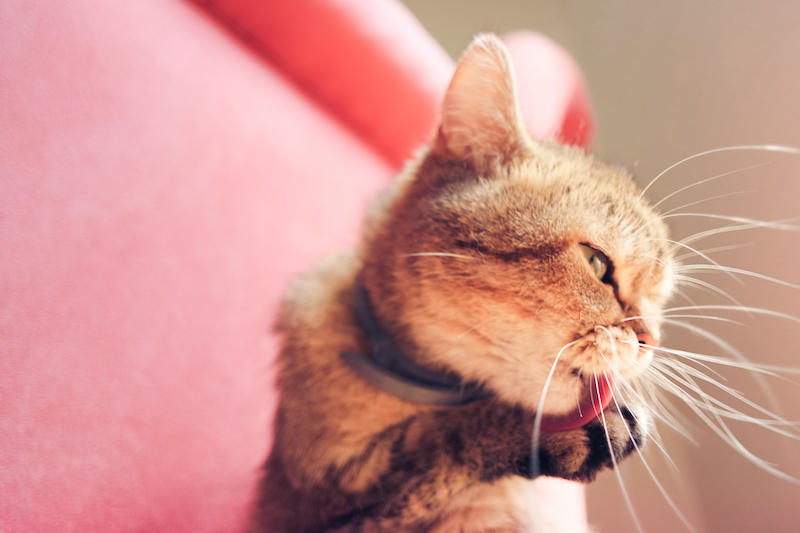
[579,244,608,281]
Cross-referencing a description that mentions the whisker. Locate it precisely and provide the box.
[625,399,682,470]
[647,237,739,283]
[672,264,800,290]
[636,366,698,443]
[658,318,789,418]
[617,314,666,323]
[674,243,754,262]
[647,365,775,468]
[640,144,800,199]
[619,314,793,441]
[652,372,800,458]
[651,161,769,209]
[531,340,580,478]
[663,305,800,323]
[597,365,700,533]
[653,358,800,438]
[596,350,685,467]
[659,317,744,356]
[594,377,646,533]
[652,344,796,377]
[658,314,745,326]
[673,275,744,308]
[665,213,800,232]
[677,222,784,251]
[660,190,757,217]
[624,340,728,382]
[671,286,702,309]
[649,362,800,484]
[595,325,619,367]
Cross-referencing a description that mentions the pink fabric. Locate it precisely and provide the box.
[197,0,454,167]
[504,31,594,147]
[1,0,389,531]
[196,1,593,165]
[0,0,593,531]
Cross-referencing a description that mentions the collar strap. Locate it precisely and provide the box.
[340,284,491,406]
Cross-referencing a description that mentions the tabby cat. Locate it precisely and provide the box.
[251,34,675,532]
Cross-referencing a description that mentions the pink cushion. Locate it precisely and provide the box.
[504,31,593,147]
[0,0,593,531]
[1,0,390,530]
[196,0,453,167]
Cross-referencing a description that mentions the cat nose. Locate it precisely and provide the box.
[636,332,655,358]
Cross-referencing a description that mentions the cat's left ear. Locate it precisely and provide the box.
[434,34,531,174]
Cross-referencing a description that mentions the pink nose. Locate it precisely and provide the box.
[636,332,656,357]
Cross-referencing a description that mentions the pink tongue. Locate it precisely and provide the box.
[539,376,614,432]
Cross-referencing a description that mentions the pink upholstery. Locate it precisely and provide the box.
[0,0,593,531]
[197,0,453,166]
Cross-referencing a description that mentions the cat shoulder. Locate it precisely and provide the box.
[277,250,361,335]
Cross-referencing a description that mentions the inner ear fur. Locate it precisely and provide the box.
[434,34,532,174]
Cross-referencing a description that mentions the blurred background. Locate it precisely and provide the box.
[400,1,800,532]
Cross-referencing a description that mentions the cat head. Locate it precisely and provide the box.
[360,35,674,419]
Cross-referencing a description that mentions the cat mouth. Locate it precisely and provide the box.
[539,375,614,432]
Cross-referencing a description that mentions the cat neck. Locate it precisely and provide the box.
[340,284,491,406]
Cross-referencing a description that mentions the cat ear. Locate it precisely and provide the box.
[434,34,530,173]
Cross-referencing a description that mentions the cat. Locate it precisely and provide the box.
[250,34,675,533]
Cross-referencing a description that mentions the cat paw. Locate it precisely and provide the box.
[536,404,649,483]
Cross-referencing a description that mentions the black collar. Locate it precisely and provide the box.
[340,284,491,406]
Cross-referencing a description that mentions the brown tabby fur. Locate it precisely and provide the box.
[252,35,674,533]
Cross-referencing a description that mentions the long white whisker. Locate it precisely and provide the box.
[672,264,800,290]
[651,162,770,209]
[531,340,579,478]
[648,237,740,283]
[672,286,702,308]
[666,214,800,233]
[650,361,800,484]
[659,318,789,418]
[659,318,743,356]
[620,401,678,468]
[674,243,754,262]
[658,314,745,326]
[597,364,700,533]
[595,349,685,468]
[640,145,800,198]
[653,357,800,439]
[663,305,800,323]
[660,190,756,217]
[648,364,772,466]
[677,222,785,250]
[652,344,797,377]
[636,366,698,443]
[594,377,646,533]
[625,340,728,382]
[673,275,744,308]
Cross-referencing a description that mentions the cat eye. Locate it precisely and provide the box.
[579,244,609,281]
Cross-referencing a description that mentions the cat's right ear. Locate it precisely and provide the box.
[433,34,530,174]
